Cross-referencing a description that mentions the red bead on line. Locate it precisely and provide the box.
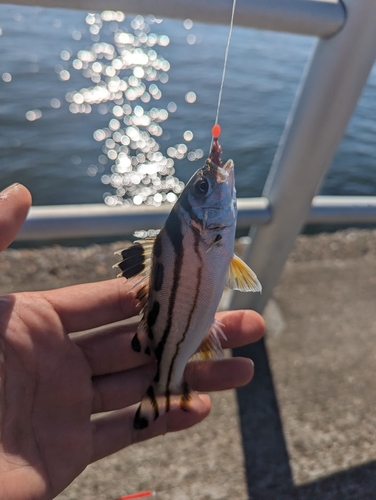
[212,123,221,138]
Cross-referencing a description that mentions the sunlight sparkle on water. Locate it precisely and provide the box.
[2,73,12,82]
[183,19,193,30]
[50,98,61,108]
[57,11,204,207]
[183,130,193,141]
[26,109,42,121]
[185,91,197,103]
[187,34,196,45]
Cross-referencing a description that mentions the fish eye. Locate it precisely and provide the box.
[193,178,209,196]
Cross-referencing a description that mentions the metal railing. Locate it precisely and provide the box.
[3,0,346,37]
[4,0,376,313]
[229,0,376,313]
[17,195,376,241]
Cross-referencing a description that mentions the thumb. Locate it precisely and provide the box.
[0,183,32,251]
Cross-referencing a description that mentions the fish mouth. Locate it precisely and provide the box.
[206,158,234,183]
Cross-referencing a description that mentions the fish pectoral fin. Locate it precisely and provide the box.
[192,319,226,361]
[133,381,196,430]
[205,234,223,254]
[115,238,155,280]
[227,254,262,293]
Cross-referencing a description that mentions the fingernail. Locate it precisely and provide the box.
[1,183,20,195]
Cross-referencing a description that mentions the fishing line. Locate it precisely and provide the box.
[213,0,237,131]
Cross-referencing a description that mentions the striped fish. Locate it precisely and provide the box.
[117,130,261,430]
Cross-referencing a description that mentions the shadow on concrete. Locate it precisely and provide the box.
[234,339,376,500]
[234,338,294,497]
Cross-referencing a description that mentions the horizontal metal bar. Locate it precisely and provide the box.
[2,0,346,37]
[16,195,376,242]
[16,197,271,241]
[309,195,376,224]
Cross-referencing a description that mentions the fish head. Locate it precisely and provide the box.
[178,157,237,233]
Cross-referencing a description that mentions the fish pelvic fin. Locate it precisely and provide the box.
[227,254,262,293]
[191,319,226,361]
[133,381,196,430]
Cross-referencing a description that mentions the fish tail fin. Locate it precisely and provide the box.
[133,381,197,430]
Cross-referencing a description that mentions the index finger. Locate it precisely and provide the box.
[39,278,140,333]
[215,309,265,347]
[0,184,32,251]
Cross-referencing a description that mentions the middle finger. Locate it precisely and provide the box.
[74,320,151,376]
[74,309,263,377]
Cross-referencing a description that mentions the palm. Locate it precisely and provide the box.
[0,292,94,499]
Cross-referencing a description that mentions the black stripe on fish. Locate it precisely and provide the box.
[154,235,163,258]
[134,386,156,430]
[118,244,145,278]
[165,388,171,413]
[165,208,183,255]
[133,385,160,430]
[147,385,159,420]
[165,227,203,399]
[154,262,164,291]
[147,300,160,340]
[154,210,184,379]
[179,190,203,227]
[179,381,192,412]
[134,406,148,430]
[131,333,142,353]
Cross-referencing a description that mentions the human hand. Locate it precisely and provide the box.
[0,184,265,500]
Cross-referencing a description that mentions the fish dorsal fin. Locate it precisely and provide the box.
[115,239,155,316]
[227,254,262,293]
[191,319,226,361]
[131,317,152,355]
[115,238,155,280]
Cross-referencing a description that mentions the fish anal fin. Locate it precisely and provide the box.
[134,282,149,315]
[131,319,152,355]
[134,383,160,430]
[227,254,262,293]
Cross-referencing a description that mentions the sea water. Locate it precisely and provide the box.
[1,4,376,211]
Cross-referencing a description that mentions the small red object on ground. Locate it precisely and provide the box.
[115,490,155,499]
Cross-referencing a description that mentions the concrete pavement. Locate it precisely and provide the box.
[1,229,376,499]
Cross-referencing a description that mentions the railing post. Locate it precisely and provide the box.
[229,0,376,314]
